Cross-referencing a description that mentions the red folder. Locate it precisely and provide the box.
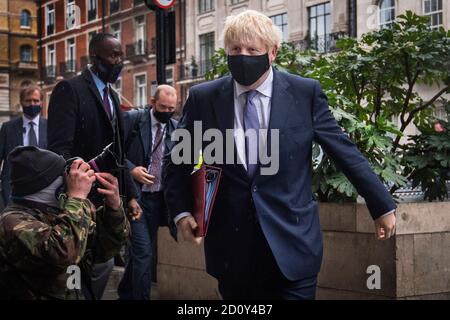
[191,165,222,237]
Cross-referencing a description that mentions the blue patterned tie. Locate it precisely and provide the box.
[243,90,259,179]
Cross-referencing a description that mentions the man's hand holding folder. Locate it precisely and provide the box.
[176,163,222,245]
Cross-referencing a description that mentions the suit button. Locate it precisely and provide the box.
[253,186,257,192]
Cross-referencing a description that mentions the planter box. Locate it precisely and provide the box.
[156,202,450,299]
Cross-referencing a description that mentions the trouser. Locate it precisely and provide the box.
[217,206,317,300]
[118,191,165,300]
[82,258,114,300]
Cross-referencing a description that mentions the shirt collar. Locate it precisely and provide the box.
[89,67,107,93]
[234,67,274,99]
[150,107,167,128]
[22,114,40,126]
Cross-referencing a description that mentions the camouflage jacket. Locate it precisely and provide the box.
[0,195,129,300]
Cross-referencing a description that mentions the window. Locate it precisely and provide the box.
[110,0,120,14]
[165,67,174,86]
[309,2,331,53]
[20,10,31,28]
[423,0,443,29]
[198,0,214,14]
[46,4,55,35]
[271,13,288,42]
[199,32,215,75]
[379,0,395,29]
[135,16,146,55]
[87,0,97,21]
[230,0,246,4]
[135,74,147,107]
[111,23,121,41]
[46,44,56,77]
[20,45,32,62]
[66,0,76,30]
[67,38,76,72]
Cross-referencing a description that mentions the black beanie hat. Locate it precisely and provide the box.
[8,146,66,197]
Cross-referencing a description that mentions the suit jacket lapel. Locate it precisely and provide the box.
[82,69,112,124]
[256,69,296,182]
[268,69,295,132]
[13,117,23,146]
[142,108,151,159]
[38,118,47,148]
[212,76,250,180]
[213,76,235,134]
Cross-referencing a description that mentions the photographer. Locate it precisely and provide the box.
[0,146,129,300]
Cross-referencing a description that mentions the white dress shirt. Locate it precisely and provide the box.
[22,115,40,146]
[233,67,273,169]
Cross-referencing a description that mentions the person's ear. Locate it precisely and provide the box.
[269,46,278,63]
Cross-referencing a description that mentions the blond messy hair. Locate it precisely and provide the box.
[223,10,282,52]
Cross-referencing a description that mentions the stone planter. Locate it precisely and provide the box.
[156,202,450,299]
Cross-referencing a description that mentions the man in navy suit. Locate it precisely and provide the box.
[164,10,397,300]
[118,85,178,300]
[0,85,47,207]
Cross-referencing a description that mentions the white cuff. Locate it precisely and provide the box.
[174,212,192,225]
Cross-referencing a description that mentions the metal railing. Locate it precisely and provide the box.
[59,60,77,77]
[126,40,148,59]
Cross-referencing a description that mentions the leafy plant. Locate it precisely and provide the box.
[206,11,450,202]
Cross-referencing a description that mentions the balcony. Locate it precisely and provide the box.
[42,65,56,83]
[110,0,120,14]
[292,32,348,53]
[15,60,38,71]
[126,40,148,63]
[59,60,77,78]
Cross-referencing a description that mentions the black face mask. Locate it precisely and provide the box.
[153,110,174,124]
[227,53,270,86]
[23,105,42,118]
[93,56,123,83]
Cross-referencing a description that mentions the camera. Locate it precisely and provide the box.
[61,143,125,205]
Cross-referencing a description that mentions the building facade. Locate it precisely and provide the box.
[0,0,39,124]
[181,0,449,135]
[38,0,186,115]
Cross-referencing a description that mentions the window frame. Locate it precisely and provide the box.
[134,73,147,108]
[378,0,396,29]
[308,2,332,53]
[198,0,215,14]
[423,0,443,29]
[46,4,55,36]
[20,45,33,62]
[20,10,32,28]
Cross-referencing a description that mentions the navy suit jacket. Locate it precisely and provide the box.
[123,106,178,198]
[163,69,397,281]
[0,117,47,205]
[123,106,178,238]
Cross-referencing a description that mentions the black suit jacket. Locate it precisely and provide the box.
[123,106,178,238]
[47,68,137,200]
[164,69,397,281]
[0,117,47,204]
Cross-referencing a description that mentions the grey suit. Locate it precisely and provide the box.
[0,116,47,206]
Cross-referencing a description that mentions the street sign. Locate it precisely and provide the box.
[152,0,175,9]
